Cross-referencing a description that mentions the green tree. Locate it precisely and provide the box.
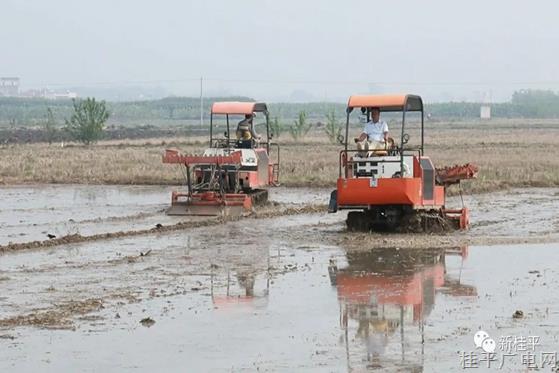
[289,111,312,141]
[270,116,283,139]
[510,89,559,117]
[323,110,342,143]
[65,98,109,144]
[44,108,57,144]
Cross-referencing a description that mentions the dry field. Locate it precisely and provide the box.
[1,120,558,194]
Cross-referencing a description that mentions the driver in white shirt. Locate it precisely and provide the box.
[354,107,389,155]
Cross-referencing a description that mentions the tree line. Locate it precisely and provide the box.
[1,89,559,144]
[2,90,559,127]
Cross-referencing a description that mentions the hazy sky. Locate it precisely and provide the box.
[2,0,559,102]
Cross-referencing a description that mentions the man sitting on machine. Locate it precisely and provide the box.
[236,114,261,148]
[354,107,390,157]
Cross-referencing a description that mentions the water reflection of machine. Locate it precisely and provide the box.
[208,245,282,311]
[210,265,271,311]
[201,228,281,311]
[329,247,475,371]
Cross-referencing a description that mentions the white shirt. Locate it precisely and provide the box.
[363,120,388,142]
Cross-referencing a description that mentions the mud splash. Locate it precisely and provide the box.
[337,231,559,251]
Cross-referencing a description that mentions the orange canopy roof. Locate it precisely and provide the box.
[347,94,423,112]
[211,101,268,115]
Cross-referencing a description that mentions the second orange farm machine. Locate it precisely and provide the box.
[163,102,280,216]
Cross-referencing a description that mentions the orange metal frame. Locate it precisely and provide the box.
[337,154,446,209]
[163,149,243,166]
[337,177,422,206]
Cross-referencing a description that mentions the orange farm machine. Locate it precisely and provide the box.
[163,102,280,216]
[328,94,478,232]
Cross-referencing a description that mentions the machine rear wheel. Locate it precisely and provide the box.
[346,211,371,232]
[248,189,269,206]
[347,207,404,232]
[346,207,459,233]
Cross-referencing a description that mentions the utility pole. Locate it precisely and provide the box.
[200,77,204,126]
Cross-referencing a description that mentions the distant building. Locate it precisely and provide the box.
[19,88,49,98]
[0,77,20,96]
[480,105,491,119]
[1,78,77,99]
[20,88,78,100]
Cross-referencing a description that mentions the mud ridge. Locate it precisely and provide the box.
[0,204,327,254]
[66,210,165,224]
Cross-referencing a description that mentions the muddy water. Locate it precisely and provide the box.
[1,186,558,247]
[0,185,331,246]
[464,188,559,236]
[269,187,331,205]
[1,207,559,371]
[1,185,559,372]
[0,185,177,245]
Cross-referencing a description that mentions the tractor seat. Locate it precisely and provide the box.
[354,150,387,158]
[355,137,395,158]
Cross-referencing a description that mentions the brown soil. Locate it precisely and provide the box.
[0,299,104,330]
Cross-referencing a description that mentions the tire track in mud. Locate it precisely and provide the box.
[65,209,166,224]
[1,209,164,229]
[0,204,327,254]
[2,202,557,254]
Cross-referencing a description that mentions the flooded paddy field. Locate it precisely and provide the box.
[0,185,329,246]
[1,185,558,372]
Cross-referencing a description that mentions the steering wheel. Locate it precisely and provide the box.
[214,139,228,148]
[402,133,410,145]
